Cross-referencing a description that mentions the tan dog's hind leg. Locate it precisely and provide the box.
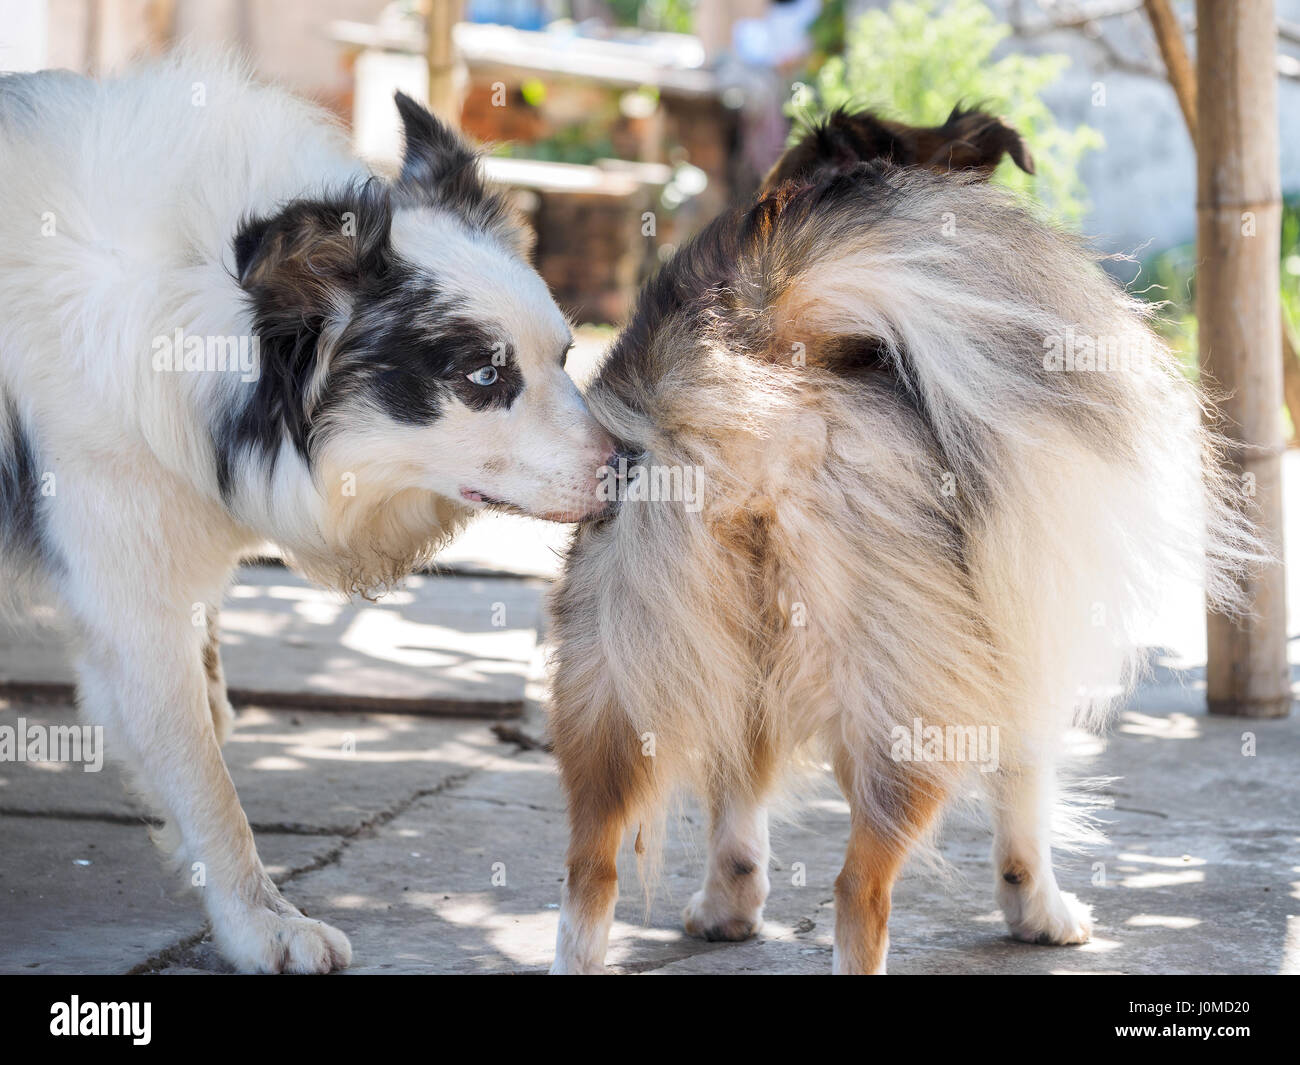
[683,730,776,942]
[832,757,947,975]
[551,714,654,974]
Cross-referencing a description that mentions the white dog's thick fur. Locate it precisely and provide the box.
[547,120,1260,974]
[0,57,613,972]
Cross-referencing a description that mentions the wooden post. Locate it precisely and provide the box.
[1145,0,1300,447]
[1197,0,1292,718]
[85,0,101,75]
[146,0,177,54]
[423,0,463,126]
[1144,0,1197,140]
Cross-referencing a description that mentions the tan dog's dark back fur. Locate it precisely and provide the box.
[762,105,1034,194]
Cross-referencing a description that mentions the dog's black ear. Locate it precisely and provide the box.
[234,216,275,286]
[393,91,488,209]
[762,106,1034,194]
[234,181,393,310]
[390,91,533,254]
[225,184,394,491]
[924,106,1035,177]
[762,109,907,193]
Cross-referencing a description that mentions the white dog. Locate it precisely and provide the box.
[0,56,613,972]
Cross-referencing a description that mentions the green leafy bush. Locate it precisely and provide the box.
[607,0,694,34]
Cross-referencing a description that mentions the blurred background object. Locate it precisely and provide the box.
[331,3,758,322]
[1,0,1297,389]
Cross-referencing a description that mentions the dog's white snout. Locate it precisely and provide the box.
[532,424,618,524]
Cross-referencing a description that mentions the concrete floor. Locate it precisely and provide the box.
[2,654,1297,975]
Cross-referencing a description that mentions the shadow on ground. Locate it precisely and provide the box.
[1,647,1297,975]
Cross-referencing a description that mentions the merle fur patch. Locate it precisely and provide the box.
[0,392,50,565]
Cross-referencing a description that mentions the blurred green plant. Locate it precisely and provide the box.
[492,122,616,166]
[607,0,694,34]
[804,0,847,72]
[1142,198,1300,375]
[791,0,1102,228]
[489,84,617,166]
[1284,204,1300,344]
[1139,242,1198,376]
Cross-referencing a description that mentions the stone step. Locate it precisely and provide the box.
[0,566,544,718]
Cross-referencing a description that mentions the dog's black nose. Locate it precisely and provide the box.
[588,448,641,523]
[599,448,639,481]
[612,448,640,474]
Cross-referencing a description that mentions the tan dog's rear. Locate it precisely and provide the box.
[548,110,1257,974]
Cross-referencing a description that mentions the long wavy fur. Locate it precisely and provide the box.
[549,161,1263,875]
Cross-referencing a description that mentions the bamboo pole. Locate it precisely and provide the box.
[423,0,463,126]
[1144,0,1300,446]
[1143,0,1197,139]
[1196,0,1292,718]
[146,0,176,54]
[85,0,101,76]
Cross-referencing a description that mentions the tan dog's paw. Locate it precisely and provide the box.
[1002,885,1093,946]
[682,889,762,942]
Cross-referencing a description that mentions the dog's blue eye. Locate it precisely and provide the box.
[467,366,498,386]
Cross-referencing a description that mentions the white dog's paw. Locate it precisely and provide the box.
[552,915,611,974]
[214,905,352,974]
[682,888,763,942]
[1002,885,1093,946]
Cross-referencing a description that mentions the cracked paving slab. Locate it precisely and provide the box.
[0,816,339,974]
[0,700,504,832]
[0,568,544,715]
[0,699,518,973]
[2,682,1297,974]
[161,702,1300,975]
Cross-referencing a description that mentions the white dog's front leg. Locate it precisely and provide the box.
[70,579,351,974]
[201,604,236,746]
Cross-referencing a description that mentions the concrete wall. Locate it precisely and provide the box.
[1005,0,1300,258]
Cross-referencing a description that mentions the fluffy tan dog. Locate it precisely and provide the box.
[547,109,1257,974]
